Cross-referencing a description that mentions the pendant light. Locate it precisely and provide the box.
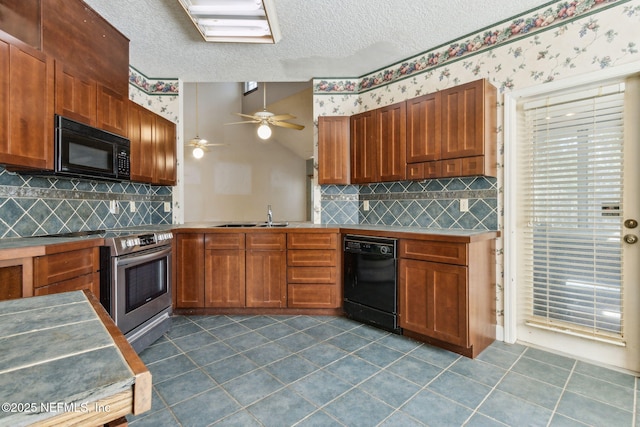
[188,82,208,158]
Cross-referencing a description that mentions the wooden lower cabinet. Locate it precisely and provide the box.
[286,232,340,309]
[399,259,467,347]
[398,238,495,358]
[205,249,245,307]
[246,233,286,308]
[174,231,341,312]
[175,233,205,308]
[33,245,101,299]
[0,257,33,301]
[246,250,286,308]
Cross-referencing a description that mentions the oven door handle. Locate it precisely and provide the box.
[114,246,172,268]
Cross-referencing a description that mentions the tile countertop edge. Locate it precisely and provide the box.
[174,222,500,242]
[0,222,500,252]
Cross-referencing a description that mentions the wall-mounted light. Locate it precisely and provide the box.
[257,123,271,140]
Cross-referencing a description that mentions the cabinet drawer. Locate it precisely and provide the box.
[287,233,337,250]
[440,158,462,177]
[246,233,286,251]
[287,284,339,308]
[287,267,336,284]
[461,156,485,176]
[33,272,99,298]
[287,250,336,267]
[399,240,467,265]
[205,233,245,250]
[442,156,485,177]
[34,247,98,287]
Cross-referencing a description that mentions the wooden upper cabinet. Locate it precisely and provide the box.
[317,116,350,185]
[42,0,129,97]
[154,114,177,186]
[128,101,155,183]
[407,92,441,163]
[441,79,496,160]
[128,101,177,186]
[0,34,54,170]
[55,62,97,126]
[97,84,128,136]
[378,101,406,182]
[0,0,41,49]
[350,110,378,184]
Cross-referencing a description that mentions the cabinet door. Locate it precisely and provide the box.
[176,234,205,308]
[205,250,245,307]
[399,259,468,347]
[378,102,406,181]
[407,92,441,163]
[154,115,177,186]
[0,37,54,170]
[246,250,286,308]
[0,258,33,301]
[128,101,155,183]
[441,80,485,159]
[34,247,98,287]
[350,110,378,184]
[97,84,128,136]
[318,116,350,185]
[55,62,97,126]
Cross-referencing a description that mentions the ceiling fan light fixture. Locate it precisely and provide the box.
[257,123,272,140]
[192,146,205,159]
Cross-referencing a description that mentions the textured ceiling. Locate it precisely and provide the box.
[83,0,550,82]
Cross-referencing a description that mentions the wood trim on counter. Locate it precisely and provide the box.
[82,290,152,416]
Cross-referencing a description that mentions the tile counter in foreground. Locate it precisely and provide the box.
[0,290,151,426]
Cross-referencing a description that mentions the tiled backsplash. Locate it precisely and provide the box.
[321,176,497,230]
[0,166,172,238]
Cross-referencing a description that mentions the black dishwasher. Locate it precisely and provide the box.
[343,235,401,334]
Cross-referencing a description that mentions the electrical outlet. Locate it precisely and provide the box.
[459,199,469,212]
[129,201,136,213]
[163,202,171,213]
[363,200,370,211]
[109,200,119,214]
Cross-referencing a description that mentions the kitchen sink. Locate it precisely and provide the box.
[211,222,289,228]
[212,223,258,227]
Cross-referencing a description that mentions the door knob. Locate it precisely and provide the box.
[623,234,638,244]
[624,219,638,229]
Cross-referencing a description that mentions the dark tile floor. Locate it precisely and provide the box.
[127,315,639,427]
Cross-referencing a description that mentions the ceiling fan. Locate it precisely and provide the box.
[187,82,225,158]
[226,82,304,140]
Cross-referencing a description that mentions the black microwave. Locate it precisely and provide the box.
[54,115,130,181]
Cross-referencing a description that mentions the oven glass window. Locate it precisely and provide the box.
[125,257,168,313]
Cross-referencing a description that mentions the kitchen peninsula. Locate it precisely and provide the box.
[0,290,150,426]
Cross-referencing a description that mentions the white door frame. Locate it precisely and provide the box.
[503,61,640,345]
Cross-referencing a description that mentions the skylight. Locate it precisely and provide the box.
[177,0,281,44]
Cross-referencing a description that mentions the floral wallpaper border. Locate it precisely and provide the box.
[129,66,179,96]
[314,0,626,94]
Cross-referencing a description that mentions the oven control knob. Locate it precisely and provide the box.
[380,246,389,255]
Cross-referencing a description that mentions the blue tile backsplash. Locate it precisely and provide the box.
[0,166,172,238]
[321,177,497,230]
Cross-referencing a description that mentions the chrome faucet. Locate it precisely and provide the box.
[267,204,273,227]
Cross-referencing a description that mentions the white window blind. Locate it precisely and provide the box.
[520,83,625,341]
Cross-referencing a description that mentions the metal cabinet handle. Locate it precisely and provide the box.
[623,234,638,244]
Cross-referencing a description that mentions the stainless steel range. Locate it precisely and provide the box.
[100,229,173,353]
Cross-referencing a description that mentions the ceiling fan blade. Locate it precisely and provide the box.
[271,121,305,130]
[269,114,296,121]
[234,112,260,120]
[225,120,260,125]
